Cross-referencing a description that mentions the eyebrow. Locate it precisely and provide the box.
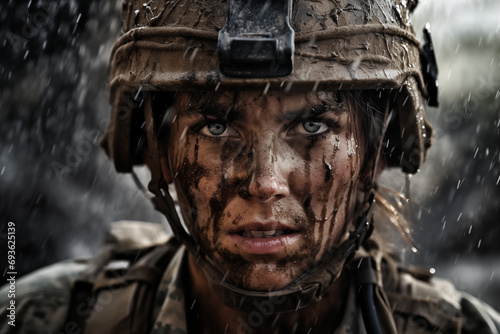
[179,103,245,122]
[277,103,347,123]
[178,97,347,122]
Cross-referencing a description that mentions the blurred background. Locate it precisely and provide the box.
[1,0,499,309]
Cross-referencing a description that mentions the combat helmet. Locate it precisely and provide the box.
[101,0,438,313]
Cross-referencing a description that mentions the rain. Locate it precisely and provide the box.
[0,0,499,312]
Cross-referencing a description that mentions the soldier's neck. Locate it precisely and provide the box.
[185,253,348,334]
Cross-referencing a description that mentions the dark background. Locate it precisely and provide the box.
[1,0,499,309]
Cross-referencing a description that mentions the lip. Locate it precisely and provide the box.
[228,222,301,255]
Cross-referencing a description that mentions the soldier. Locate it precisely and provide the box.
[1,0,499,333]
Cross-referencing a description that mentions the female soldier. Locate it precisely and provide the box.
[1,0,499,333]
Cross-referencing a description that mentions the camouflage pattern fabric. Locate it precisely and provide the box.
[0,260,88,334]
[1,246,500,333]
[150,248,188,334]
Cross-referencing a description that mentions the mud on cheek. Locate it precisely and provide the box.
[174,142,217,248]
[310,140,360,260]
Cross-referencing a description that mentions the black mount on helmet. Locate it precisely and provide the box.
[420,23,439,107]
[218,0,294,78]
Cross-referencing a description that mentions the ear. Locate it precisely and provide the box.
[358,152,386,191]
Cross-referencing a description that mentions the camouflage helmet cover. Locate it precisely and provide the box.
[102,0,433,173]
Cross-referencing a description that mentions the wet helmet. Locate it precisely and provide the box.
[101,0,437,312]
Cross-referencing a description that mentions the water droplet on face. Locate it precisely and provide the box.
[346,137,357,156]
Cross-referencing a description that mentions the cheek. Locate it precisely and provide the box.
[171,136,249,246]
[169,135,213,233]
[288,135,361,203]
[289,134,361,253]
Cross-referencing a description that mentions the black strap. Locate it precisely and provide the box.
[64,280,95,333]
[354,257,383,334]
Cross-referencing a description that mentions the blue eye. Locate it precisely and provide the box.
[302,120,323,133]
[204,122,227,136]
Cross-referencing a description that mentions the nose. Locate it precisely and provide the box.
[240,138,290,202]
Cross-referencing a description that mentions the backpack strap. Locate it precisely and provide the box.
[64,221,180,334]
[385,264,462,334]
[84,238,180,334]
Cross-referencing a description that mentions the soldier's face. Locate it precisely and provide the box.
[161,90,364,291]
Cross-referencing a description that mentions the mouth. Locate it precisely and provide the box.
[236,229,296,238]
[228,222,301,255]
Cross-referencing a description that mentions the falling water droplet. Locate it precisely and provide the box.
[263,82,270,95]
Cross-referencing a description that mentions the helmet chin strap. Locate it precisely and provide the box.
[143,93,389,314]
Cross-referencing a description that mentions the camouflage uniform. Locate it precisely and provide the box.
[1,222,499,334]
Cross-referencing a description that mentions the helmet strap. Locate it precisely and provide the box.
[143,94,197,253]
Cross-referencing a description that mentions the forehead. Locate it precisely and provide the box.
[171,90,349,120]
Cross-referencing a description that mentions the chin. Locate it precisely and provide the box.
[226,262,300,292]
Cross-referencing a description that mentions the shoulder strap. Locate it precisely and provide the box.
[349,242,462,334]
[84,238,180,334]
[64,222,180,334]
[385,264,462,334]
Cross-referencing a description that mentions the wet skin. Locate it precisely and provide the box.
[160,90,365,292]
